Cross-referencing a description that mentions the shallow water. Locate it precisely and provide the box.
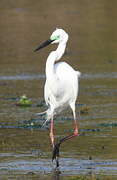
[0,0,117,179]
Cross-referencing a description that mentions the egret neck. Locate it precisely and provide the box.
[45,41,67,79]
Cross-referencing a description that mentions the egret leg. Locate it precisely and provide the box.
[50,116,54,148]
[58,103,79,143]
[52,142,60,168]
[50,103,79,168]
[49,116,60,167]
[72,105,79,135]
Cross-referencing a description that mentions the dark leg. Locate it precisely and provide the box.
[50,116,60,168]
[51,103,80,167]
[52,103,79,160]
[52,124,79,168]
[52,142,60,167]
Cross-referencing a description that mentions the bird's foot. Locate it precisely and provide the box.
[52,142,61,168]
[51,132,79,168]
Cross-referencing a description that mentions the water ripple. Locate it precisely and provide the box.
[0,157,117,176]
[0,72,117,81]
[82,72,117,79]
[0,74,45,80]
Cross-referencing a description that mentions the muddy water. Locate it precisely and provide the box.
[0,0,117,179]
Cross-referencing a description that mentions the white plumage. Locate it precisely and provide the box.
[43,29,81,124]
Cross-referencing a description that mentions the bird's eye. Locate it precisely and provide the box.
[54,35,60,40]
[56,35,60,39]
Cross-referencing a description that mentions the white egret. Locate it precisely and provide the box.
[34,28,81,167]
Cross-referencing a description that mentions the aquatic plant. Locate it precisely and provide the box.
[16,94,32,107]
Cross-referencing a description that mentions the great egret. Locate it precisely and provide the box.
[34,28,81,168]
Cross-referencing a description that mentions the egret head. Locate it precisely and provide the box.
[34,28,68,52]
[50,28,68,44]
